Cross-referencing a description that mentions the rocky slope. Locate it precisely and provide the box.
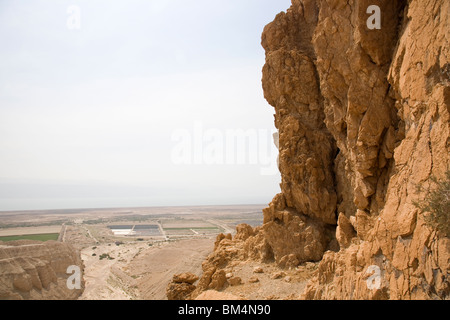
[183,0,449,300]
[0,240,84,300]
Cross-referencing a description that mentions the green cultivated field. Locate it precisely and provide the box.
[0,233,59,242]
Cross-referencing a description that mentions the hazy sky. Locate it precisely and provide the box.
[0,0,291,211]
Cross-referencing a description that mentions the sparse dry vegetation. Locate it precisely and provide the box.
[414,170,450,237]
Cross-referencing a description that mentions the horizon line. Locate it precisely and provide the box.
[0,202,268,214]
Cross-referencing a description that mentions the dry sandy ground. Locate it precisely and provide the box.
[127,239,214,300]
[79,237,316,300]
[79,238,214,300]
[217,260,318,300]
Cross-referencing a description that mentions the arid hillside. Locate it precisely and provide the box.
[0,240,84,300]
[182,0,449,300]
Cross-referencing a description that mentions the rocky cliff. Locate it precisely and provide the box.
[188,0,449,300]
[0,240,84,300]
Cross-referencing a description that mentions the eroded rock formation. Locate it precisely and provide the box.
[0,240,84,300]
[166,273,199,300]
[175,0,449,300]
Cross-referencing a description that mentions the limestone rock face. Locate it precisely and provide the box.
[176,0,449,300]
[302,0,450,300]
[262,198,334,267]
[262,30,338,225]
[0,240,84,300]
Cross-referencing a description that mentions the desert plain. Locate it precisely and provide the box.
[0,204,265,299]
